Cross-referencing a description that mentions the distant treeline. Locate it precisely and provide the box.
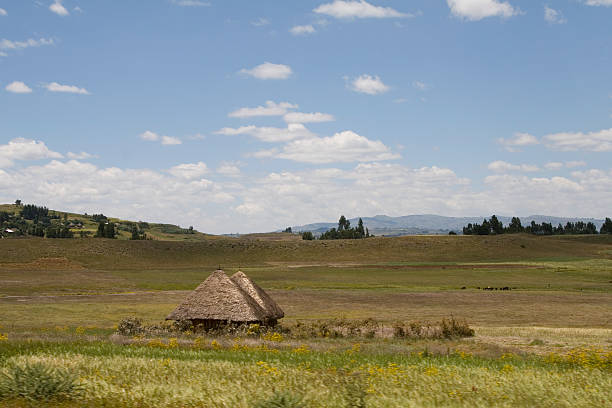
[301,215,373,240]
[462,215,612,236]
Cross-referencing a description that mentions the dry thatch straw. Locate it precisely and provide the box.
[166,269,283,326]
[231,271,284,320]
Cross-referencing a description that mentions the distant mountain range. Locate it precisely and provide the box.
[291,215,606,237]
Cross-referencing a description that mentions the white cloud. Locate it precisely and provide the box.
[235,202,265,216]
[412,81,428,91]
[5,81,32,94]
[290,25,316,35]
[544,6,566,24]
[249,148,278,159]
[187,133,206,140]
[544,128,612,152]
[276,130,401,163]
[566,161,587,168]
[447,0,520,21]
[544,162,563,170]
[0,138,63,168]
[0,38,54,53]
[284,112,335,123]
[217,162,242,177]
[171,0,210,6]
[0,8,7,16]
[138,131,181,145]
[497,132,539,152]
[348,74,390,95]
[215,123,316,143]
[239,62,293,80]
[67,151,95,160]
[139,131,159,141]
[483,174,585,201]
[544,161,587,170]
[251,18,270,27]
[228,101,298,118]
[44,82,90,95]
[161,136,182,145]
[168,162,208,179]
[49,0,69,16]
[488,161,539,173]
[232,163,471,231]
[584,0,612,6]
[314,1,409,19]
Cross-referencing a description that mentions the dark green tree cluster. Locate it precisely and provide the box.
[91,213,108,223]
[319,216,371,240]
[601,218,612,234]
[301,231,314,240]
[20,204,49,220]
[463,215,504,235]
[44,225,74,238]
[463,215,603,236]
[526,221,598,235]
[95,222,116,239]
[129,224,147,240]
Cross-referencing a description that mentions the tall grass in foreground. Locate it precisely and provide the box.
[0,341,610,407]
[0,362,82,402]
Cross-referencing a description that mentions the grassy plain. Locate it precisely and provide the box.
[0,234,611,406]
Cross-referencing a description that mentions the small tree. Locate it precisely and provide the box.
[338,215,349,231]
[357,218,365,238]
[284,227,292,233]
[95,222,105,238]
[15,199,22,206]
[301,231,314,240]
[601,217,612,234]
[507,217,523,233]
[105,222,116,239]
[489,215,503,235]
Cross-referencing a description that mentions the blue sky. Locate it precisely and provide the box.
[1,0,611,233]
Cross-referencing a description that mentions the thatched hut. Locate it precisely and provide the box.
[166,269,283,328]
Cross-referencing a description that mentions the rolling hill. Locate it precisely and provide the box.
[0,203,218,241]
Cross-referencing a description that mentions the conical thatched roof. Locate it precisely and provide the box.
[230,271,284,320]
[166,270,270,322]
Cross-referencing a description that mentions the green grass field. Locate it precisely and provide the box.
[0,235,611,407]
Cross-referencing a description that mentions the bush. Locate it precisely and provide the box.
[116,317,143,336]
[301,231,314,240]
[253,391,305,408]
[392,318,474,339]
[172,320,194,333]
[440,317,475,339]
[0,362,82,402]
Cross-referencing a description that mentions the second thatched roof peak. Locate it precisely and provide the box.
[230,271,284,320]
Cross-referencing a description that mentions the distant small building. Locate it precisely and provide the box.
[166,269,284,328]
[4,228,15,233]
